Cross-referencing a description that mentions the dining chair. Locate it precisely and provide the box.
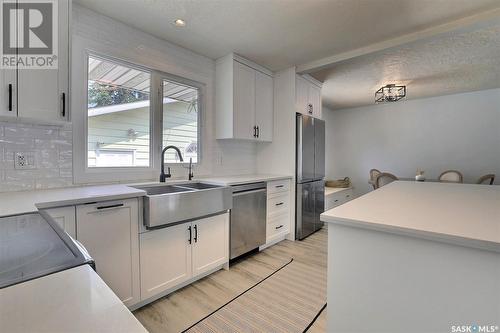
[375,172,398,189]
[369,169,381,190]
[476,174,495,185]
[438,170,463,183]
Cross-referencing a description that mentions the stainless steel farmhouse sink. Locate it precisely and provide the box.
[133,182,232,229]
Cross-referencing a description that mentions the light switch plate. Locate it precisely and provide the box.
[14,152,36,169]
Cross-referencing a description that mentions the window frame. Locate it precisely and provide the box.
[74,51,204,184]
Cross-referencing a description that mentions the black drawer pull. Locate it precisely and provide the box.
[96,203,124,210]
[334,199,339,202]
[8,84,12,111]
[194,224,198,243]
[275,225,284,230]
[188,226,192,244]
[275,202,284,206]
[275,185,284,188]
[61,92,66,117]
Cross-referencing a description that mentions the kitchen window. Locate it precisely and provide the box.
[162,79,200,164]
[87,56,152,168]
[76,53,203,183]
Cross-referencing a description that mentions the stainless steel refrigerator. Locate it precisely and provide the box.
[296,113,325,240]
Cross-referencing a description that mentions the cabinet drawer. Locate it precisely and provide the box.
[267,193,289,218]
[267,179,290,195]
[267,214,289,240]
[326,189,353,210]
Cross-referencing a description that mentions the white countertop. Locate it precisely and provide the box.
[321,181,500,252]
[0,185,146,217]
[325,186,351,196]
[200,174,293,186]
[0,264,147,333]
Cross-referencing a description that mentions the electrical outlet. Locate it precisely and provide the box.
[14,152,36,169]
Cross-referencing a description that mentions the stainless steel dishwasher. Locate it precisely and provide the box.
[230,182,267,260]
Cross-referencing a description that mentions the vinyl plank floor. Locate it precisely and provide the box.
[133,227,328,333]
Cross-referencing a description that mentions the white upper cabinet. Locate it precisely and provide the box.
[233,61,256,140]
[296,74,322,119]
[255,71,274,142]
[0,70,16,117]
[216,53,274,142]
[0,0,69,123]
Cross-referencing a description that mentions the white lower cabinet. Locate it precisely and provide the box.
[139,212,229,302]
[265,179,292,244]
[76,199,140,307]
[43,206,76,239]
[192,213,229,276]
[139,223,192,300]
[325,188,353,210]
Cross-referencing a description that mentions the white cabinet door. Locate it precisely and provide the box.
[17,0,69,122]
[192,213,229,277]
[140,223,192,300]
[295,75,309,115]
[233,61,256,140]
[43,206,76,239]
[0,70,17,117]
[76,199,140,307]
[309,84,322,119]
[255,71,273,142]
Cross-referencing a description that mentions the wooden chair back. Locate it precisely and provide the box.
[369,169,381,190]
[375,172,398,189]
[438,170,463,183]
[476,174,495,185]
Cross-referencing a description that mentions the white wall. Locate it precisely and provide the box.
[324,88,500,196]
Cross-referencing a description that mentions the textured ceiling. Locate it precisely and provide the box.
[312,20,500,110]
[74,0,500,71]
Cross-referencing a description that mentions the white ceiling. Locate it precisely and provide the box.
[75,0,500,71]
[312,19,500,110]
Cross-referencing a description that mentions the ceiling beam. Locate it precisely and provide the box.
[296,7,500,74]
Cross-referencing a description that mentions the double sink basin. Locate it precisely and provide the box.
[133,182,232,229]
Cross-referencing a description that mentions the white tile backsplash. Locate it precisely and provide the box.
[0,122,73,192]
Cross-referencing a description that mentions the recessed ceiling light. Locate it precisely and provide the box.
[174,19,186,27]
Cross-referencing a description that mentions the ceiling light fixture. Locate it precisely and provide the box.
[375,84,406,103]
[174,19,186,27]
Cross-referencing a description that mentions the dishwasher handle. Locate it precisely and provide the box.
[232,188,266,197]
[232,182,266,194]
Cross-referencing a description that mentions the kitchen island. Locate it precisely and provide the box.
[321,181,500,333]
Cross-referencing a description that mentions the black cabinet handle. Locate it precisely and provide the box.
[61,92,66,117]
[188,226,192,244]
[194,224,198,243]
[275,202,284,206]
[308,103,313,114]
[275,225,284,230]
[275,185,284,188]
[253,126,256,138]
[256,126,260,138]
[96,203,124,210]
[8,84,12,111]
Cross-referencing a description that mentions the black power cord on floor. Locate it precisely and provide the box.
[303,303,327,333]
[181,258,294,333]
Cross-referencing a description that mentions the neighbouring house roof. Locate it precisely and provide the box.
[88,56,198,103]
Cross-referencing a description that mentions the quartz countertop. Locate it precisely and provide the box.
[0,264,147,333]
[321,181,500,252]
[200,174,293,186]
[0,185,146,217]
